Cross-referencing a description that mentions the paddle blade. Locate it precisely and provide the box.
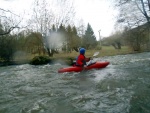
[93,52,99,57]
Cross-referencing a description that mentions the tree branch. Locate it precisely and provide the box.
[0,8,19,17]
[140,0,150,22]
[147,0,150,11]
[117,0,131,6]
[0,26,20,35]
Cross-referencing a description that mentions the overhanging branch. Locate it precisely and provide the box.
[0,8,19,17]
[0,26,20,36]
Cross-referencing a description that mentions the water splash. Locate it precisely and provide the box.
[42,31,65,51]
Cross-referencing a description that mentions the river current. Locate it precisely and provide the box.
[0,52,150,113]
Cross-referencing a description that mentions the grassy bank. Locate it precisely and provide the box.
[53,46,133,59]
[0,46,135,66]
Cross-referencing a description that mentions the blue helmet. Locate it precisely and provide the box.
[80,48,85,54]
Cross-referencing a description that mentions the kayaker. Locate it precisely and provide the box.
[76,48,90,67]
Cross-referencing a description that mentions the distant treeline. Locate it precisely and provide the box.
[0,22,98,61]
[102,23,150,52]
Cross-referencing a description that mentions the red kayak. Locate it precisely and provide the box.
[58,61,110,73]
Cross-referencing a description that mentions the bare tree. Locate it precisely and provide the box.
[29,0,75,56]
[30,0,75,31]
[0,7,30,62]
[115,0,148,27]
[114,0,150,51]
[0,8,20,35]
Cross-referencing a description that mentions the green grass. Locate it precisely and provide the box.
[99,46,133,57]
[53,46,133,59]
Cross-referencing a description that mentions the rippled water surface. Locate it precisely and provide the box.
[0,52,150,113]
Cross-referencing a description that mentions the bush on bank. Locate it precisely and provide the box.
[30,56,51,65]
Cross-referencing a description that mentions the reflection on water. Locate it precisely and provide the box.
[0,52,150,113]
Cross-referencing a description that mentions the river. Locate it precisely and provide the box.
[0,52,150,113]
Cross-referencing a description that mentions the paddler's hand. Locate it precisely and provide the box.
[83,65,87,69]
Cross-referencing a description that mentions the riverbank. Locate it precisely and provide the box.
[44,46,139,65]
[0,46,143,66]
[53,46,133,59]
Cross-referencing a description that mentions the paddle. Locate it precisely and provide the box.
[87,52,100,66]
[92,52,100,57]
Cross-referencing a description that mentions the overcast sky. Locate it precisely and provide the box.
[0,0,118,40]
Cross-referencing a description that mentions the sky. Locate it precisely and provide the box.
[74,0,118,39]
[0,0,119,40]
